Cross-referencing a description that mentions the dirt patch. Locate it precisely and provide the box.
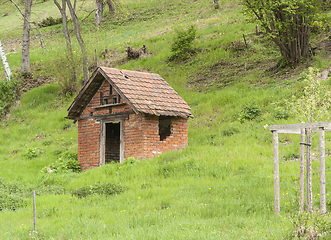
[20,75,53,93]
[187,58,275,91]
[189,38,331,92]
[2,38,21,53]
[91,47,152,69]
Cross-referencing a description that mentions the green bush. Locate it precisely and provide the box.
[0,79,18,119]
[238,103,261,123]
[0,191,27,210]
[22,147,40,159]
[40,16,62,27]
[41,151,81,173]
[0,179,27,210]
[274,110,289,120]
[72,183,124,198]
[221,126,240,136]
[169,25,197,61]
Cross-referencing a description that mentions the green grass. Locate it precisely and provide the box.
[1,0,331,239]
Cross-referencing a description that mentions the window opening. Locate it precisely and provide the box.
[159,117,172,141]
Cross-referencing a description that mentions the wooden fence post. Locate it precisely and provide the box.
[299,129,305,212]
[319,127,326,214]
[273,130,280,215]
[306,129,312,212]
[33,190,37,233]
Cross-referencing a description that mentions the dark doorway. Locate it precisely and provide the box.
[105,122,120,163]
[159,117,172,141]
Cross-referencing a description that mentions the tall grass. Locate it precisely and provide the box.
[1,0,331,238]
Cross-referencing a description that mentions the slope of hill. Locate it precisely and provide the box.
[1,0,331,239]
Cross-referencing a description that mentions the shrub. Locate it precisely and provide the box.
[22,147,40,159]
[41,151,81,173]
[169,25,197,61]
[0,179,27,210]
[221,126,240,136]
[0,79,18,119]
[72,183,124,198]
[237,102,261,123]
[0,191,27,211]
[274,110,289,120]
[283,152,300,161]
[40,16,62,27]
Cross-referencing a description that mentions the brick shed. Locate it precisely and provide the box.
[66,67,194,170]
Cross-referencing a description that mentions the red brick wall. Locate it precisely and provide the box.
[78,119,100,170]
[124,114,146,159]
[77,80,189,170]
[141,114,188,158]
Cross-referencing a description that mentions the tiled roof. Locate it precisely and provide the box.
[67,67,193,119]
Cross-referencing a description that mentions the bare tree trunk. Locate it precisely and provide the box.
[54,0,77,85]
[213,0,219,9]
[21,0,32,74]
[107,0,115,14]
[95,0,103,26]
[66,0,89,83]
[0,40,12,81]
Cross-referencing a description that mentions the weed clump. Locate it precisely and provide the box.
[0,179,27,210]
[274,109,289,120]
[237,102,261,123]
[221,126,240,136]
[72,182,124,198]
[40,16,62,27]
[0,79,19,119]
[41,151,81,173]
[22,147,41,159]
[0,191,27,210]
[284,212,331,239]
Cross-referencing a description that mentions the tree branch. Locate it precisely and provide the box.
[10,0,47,53]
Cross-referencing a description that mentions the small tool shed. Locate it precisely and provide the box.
[66,67,193,170]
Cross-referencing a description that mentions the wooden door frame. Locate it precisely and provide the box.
[99,119,125,166]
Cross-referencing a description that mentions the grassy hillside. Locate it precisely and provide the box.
[1,0,331,239]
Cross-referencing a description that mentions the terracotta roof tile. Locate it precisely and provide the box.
[67,67,193,119]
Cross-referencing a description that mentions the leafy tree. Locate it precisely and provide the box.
[285,67,331,212]
[287,67,331,123]
[243,0,321,66]
[169,25,197,61]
